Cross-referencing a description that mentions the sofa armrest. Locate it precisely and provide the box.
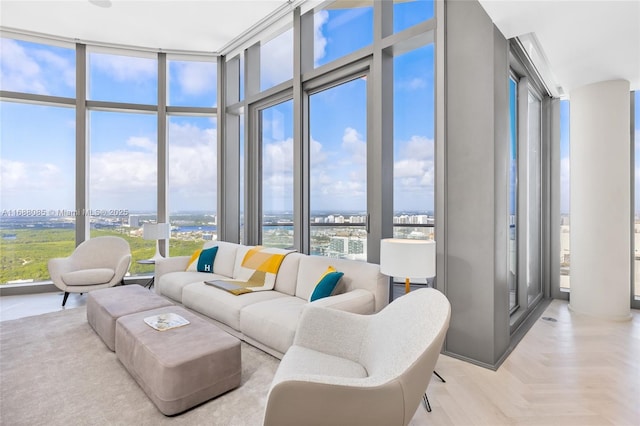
[155,256,190,284]
[293,305,370,363]
[310,289,375,314]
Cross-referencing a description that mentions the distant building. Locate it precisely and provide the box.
[129,215,140,227]
[329,236,348,255]
[348,238,365,255]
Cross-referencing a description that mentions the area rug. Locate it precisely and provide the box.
[0,307,279,425]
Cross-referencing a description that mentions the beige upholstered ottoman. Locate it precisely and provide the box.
[87,284,173,351]
[115,305,241,416]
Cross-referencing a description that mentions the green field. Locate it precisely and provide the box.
[0,228,203,284]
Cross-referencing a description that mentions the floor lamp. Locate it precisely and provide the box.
[379,238,444,412]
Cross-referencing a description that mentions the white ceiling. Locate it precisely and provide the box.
[1,0,638,95]
[0,0,294,53]
[478,0,640,94]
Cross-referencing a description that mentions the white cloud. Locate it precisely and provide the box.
[90,150,156,193]
[260,29,293,89]
[262,137,294,209]
[91,53,156,82]
[168,122,217,202]
[174,61,216,97]
[0,39,74,95]
[394,135,435,193]
[341,127,366,164]
[90,122,217,207]
[0,159,64,192]
[398,77,427,91]
[264,137,294,176]
[127,136,156,152]
[258,13,329,88]
[310,137,327,165]
[314,10,329,65]
[308,127,367,206]
[34,48,75,89]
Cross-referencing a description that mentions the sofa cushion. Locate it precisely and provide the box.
[273,253,303,296]
[182,282,286,331]
[209,241,239,278]
[157,271,226,303]
[240,296,307,355]
[232,245,252,279]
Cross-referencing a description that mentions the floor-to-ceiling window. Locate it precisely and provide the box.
[393,44,435,242]
[168,116,217,256]
[0,103,76,283]
[508,75,518,311]
[508,54,547,323]
[87,51,159,275]
[260,99,294,249]
[559,100,571,291]
[88,110,157,275]
[525,90,542,305]
[309,77,368,260]
[227,1,436,261]
[167,57,217,257]
[0,36,221,284]
[633,91,640,304]
[0,38,76,284]
[1,2,438,285]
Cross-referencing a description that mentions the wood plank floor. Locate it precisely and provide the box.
[411,299,640,426]
[2,292,638,425]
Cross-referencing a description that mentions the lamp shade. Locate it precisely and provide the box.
[379,238,436,279]
[143,223,171,240]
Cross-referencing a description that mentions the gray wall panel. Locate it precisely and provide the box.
[443,0,509,367]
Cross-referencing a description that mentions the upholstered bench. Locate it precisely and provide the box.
[115,305,241,415]
[87,284,173,351]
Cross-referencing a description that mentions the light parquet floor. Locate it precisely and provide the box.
[411,299,640,426]
[2,292,639,425]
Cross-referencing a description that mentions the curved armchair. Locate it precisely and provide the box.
[48,236,132,306]
[263,288,451,426]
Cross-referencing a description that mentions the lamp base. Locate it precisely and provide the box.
[150,241,164,261]
[405,277,411,294]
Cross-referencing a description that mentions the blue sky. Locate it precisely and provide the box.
[2,1,625,219]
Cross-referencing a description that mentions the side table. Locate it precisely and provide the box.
[137,259,155,289]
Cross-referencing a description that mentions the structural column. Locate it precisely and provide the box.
[569,80,631,320]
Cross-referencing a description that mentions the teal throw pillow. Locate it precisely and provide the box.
[187,246,218,273]
[196,246,218,273]
[310,271,344,302]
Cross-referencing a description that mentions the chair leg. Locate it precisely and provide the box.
[423,393,432,412]
[423,371,445,413]
[62,292,69,307]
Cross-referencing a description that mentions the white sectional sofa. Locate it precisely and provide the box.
[155,241,389,358]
